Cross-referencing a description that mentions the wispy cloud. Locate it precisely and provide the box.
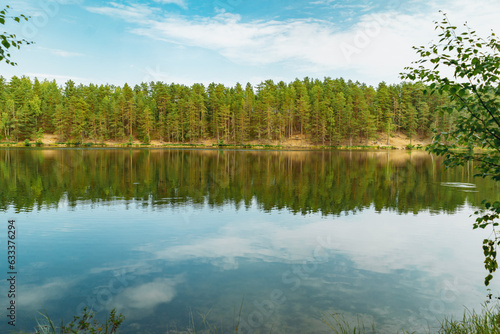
[25,72,90,83]
[85,0,500,84]
[86,3,345,67]
[309,0,374,10]
[37,46,84,58]
[85,2,157,21]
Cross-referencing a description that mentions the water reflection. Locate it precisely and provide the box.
[0,149,499,333]
[0,149,497,214]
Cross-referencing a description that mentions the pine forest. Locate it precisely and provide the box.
[0,76,458,145]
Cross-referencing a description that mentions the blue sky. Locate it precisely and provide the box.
[2,0,500,87]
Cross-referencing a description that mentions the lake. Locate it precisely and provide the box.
[1,148,499,333]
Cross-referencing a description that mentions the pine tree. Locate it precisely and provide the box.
[71,97,88,143]
[190,83,207,141]
[140,106,153,143]
[332,92,346,144]
[244,83,255,139]
[295,81,310,145]
[53,103,67,141]
[123,83,135,140]
[404,103,418,145]
[233,83,247,142]
[155,83,169,142]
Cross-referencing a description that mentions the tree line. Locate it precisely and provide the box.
[0,76,457,144]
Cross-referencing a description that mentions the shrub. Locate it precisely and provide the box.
[33,307,125,334]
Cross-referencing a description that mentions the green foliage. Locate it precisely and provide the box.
[474,200,500,285]
[0,76,453,145]
[23,138,29,146]
[402,12,500,285]
[32,307,124,334]
[324,303,500,333]
[0,5,32,66]
[438,303,500,334]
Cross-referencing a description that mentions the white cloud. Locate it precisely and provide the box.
[141,65,208,86]
[309,0,374,11]
[24,72,90,83]
[37,46,84,57]
[85,2,157,21]
[85,0,500,85]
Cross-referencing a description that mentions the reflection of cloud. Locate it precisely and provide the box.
[150,207,492,293]
[155,234,280,270]
[106,276,183,317]
[152,217,341,270]
[89,262,154,275]
[160,207,489,333]
[17,279,76,310]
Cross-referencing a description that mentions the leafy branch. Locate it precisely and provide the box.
[402,12,500,286]
[0,4,32,66]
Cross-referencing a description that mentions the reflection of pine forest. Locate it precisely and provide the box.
[0,76,454,144]
[1,149,498,213]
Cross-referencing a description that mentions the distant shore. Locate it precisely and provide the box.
[0,132,432,150]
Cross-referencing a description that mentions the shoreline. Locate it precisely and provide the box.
[0,142,420,151]
[0,133,430,150]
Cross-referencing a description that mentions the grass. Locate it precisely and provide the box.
[16,307,124,334]
[12,302,500,333]
[320,144,399,150]
[162,143,204,147]
[52,142,107,147]
[0,138,422,150]
[322,313,377,334]
[166,297,247,334]
[405,144,425,150]
[321,302,500,334]
[438,303,500,334]
[212,142,284,149]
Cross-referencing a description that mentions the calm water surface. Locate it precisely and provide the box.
[1,148,499,333]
